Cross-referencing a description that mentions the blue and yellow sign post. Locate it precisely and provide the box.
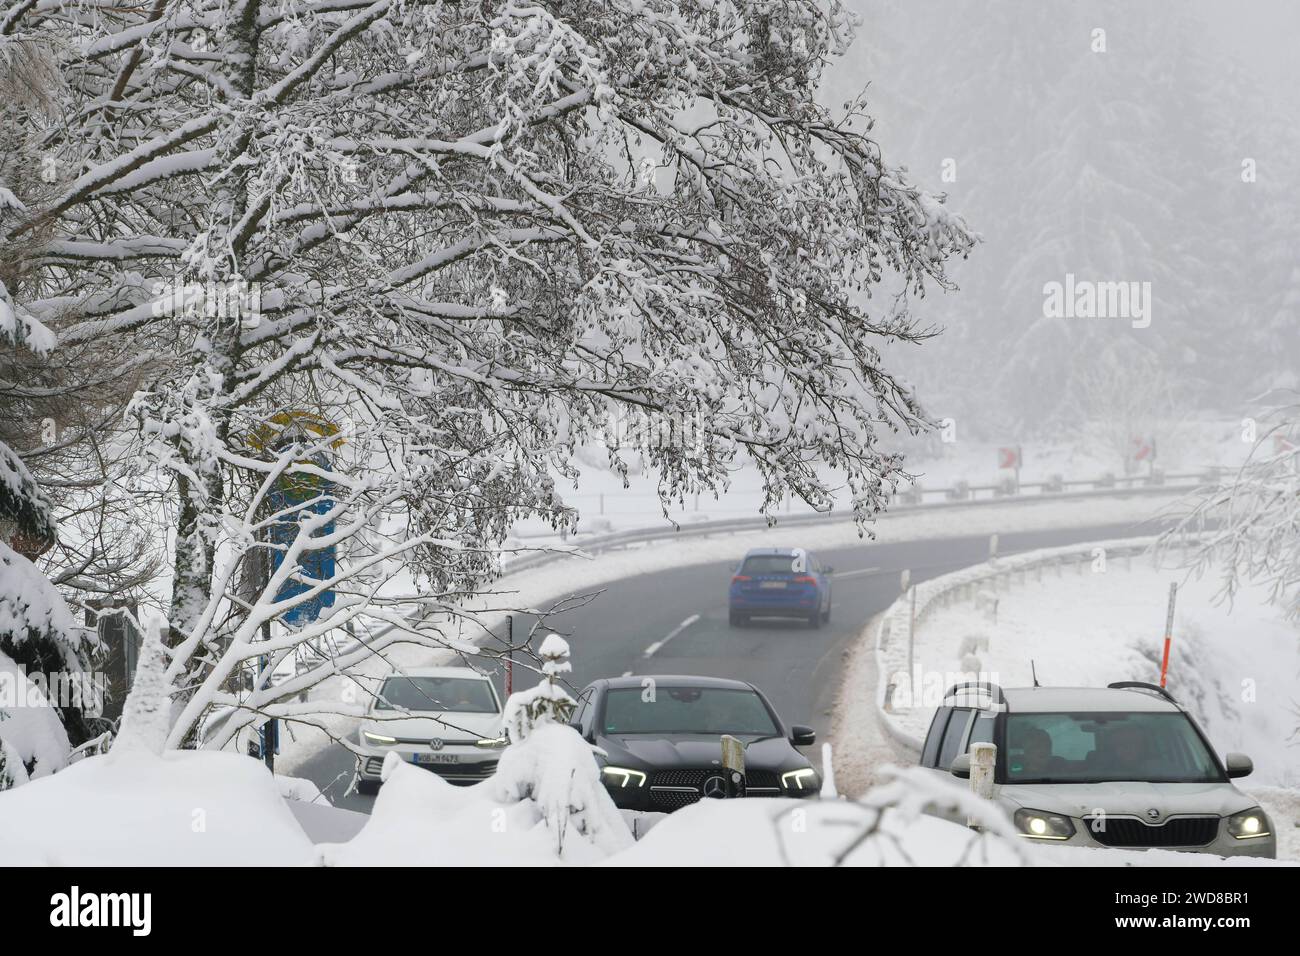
[247,411,343,770]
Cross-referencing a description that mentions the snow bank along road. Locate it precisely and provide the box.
[297,518,1166,812]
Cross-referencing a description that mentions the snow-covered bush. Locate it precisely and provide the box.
[492,722,634,859]
[493,635,632,858]
[0,649,72,789]
[0,539,96,787]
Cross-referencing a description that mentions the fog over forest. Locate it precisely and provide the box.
[824,0,1300,441]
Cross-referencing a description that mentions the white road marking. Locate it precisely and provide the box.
[833,566,880,580]
[643,613,700,658]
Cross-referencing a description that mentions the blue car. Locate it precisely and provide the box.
[728,547,833,628]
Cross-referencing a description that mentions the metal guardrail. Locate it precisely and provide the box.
[870,530,1210,754]
[499,473,1206,576]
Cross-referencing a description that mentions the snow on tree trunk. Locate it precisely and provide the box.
[113,616,175,756]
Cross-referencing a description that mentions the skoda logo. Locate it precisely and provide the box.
[429,738,444,751]
[702,775,727,799]
[1146,808,1160,821]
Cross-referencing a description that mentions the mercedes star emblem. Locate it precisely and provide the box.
[702,775,727,799]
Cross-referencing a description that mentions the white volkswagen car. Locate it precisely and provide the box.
[354,666,505,794]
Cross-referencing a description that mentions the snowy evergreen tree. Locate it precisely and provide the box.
[0,293,95,785]
[501,632,575,743]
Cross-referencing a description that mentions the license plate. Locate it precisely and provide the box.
[759,581,787,589]
[414,753,460,765]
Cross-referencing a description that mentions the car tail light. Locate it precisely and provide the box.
[732,575,751,583]
[793,575,817,585]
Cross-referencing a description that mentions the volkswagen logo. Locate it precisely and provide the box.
[1146,808,1160,821]
[429,738,444,751]
[702,775,727,799]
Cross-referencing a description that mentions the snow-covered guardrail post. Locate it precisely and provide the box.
[908,585,917,678]
[967,743,997,828]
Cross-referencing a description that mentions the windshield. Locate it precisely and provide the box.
[740,554,804,575]
[375,676,498,714]
[601,686,779,736]
[1003,712,1224,784]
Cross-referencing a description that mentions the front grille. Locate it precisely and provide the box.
[1085,815,1219,848]
[418,761,497,782]
[646,769,785,810]
[651,769,779,789]
[652,769,713,789]
[364,757,384,775]
[650,789,703,811]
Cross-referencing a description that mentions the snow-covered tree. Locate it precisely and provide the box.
[0,299,96,786]
[494,635,630,857]
[2,0,974,743]
[1164,397,1300,619]
[501,631,574,743]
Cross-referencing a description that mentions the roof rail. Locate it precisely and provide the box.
[1107,681,1178,704]
[943,680,1005,705]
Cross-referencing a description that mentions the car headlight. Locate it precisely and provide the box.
[1013,808,1076,840]
[600,767,647,789]
[781,768,818,791]
[475,736,508,749]
[1227,808,1271,839]
[362,730,398,746]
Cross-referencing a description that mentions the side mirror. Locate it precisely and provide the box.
[1224,753,1253,779]
[949,754,971,779]
[790,725,816,747]
[823,565,834,574]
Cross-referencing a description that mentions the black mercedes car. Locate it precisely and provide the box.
[572,674,821,812]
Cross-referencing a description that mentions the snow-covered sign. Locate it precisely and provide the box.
[997,446,1021,470]
[251,413,343,628]
[266,479,336,629]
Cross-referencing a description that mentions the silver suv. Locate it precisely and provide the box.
[920,681,1275,858]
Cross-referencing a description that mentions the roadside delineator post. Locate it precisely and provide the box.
[1159,583,1178,688]
[908,585,917,681]
[505,614,514,696]
[968,742,997,828]
[721,734,746,798]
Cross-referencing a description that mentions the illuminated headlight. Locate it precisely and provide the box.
[1013,808,1076,840]
[1227,808,1271,839]
[601,767,647,789]
[781,768,818,791]
[475,736,509,749]
[362,730,398,746]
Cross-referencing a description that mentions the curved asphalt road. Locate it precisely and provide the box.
[297,519,1159,812]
